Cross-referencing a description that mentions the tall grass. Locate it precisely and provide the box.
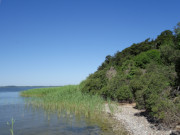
[21,85,108,118]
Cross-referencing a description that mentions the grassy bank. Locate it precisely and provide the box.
[21,85,114,117]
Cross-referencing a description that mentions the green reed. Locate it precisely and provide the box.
[7,118,15,135]
[21,85,112,118]
[20,85,129,134]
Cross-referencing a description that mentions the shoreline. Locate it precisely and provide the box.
[20,86,177,135]
[105,103,172,135]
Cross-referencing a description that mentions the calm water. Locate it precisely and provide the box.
[0,86,118,135]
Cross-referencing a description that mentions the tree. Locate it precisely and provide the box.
[174,22,180,49]
[174,22,180,35]
[155,30,175,48]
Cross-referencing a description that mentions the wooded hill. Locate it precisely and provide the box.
[80,23,180,128]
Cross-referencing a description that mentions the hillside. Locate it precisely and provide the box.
[80,23,180,128]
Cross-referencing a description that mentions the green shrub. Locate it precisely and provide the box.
[135,90,145,109]
[134,49,160,68]
[115,85,133,102]
[134,52,150,68]
[146,49,161,62]
[81,70,107,94]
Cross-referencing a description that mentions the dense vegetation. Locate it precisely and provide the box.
[21,85,115,117]
[80,23,180,127]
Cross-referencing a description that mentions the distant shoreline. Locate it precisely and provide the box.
[0,86,61,87]
[0,86,60,92]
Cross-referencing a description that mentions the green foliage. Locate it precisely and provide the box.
[175,57,180,85]
[155,30,175,48]
[21,87,59,97]
[174,22,180,35]
[134,52,150,68]
[81,70,108,95]
[80,24,180,127]
[134,49,160,68]
[175,34,180,49]
[174,22,180,49]
[115,85,133,101]
[160,45,176,64]
[103,75,133,101]
[21,85,111,117]
[112,38,154,66]
[160,45,180,65]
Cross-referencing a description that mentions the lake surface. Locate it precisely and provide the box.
[0,86,120,135]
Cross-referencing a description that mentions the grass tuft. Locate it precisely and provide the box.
[7,118,15,135]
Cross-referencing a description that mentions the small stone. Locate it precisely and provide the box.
[175,125,180,131]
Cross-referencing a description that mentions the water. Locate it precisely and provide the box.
[0,86,120,135]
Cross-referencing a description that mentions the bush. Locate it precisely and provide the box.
[81,70,108,94]
[160,45,176,64]
[134,49,160,68]
[115,85,133,102]
[134,52,150,68]
[135,89,145,109]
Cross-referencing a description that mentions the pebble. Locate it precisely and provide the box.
[105,104,172,135]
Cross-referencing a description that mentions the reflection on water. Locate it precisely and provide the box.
[0,88,124,135]
[0,92,24,105]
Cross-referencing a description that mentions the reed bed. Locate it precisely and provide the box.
[20,85,129,135]
[21,85,111,118]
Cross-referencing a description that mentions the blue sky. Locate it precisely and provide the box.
[0,0,180,86]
